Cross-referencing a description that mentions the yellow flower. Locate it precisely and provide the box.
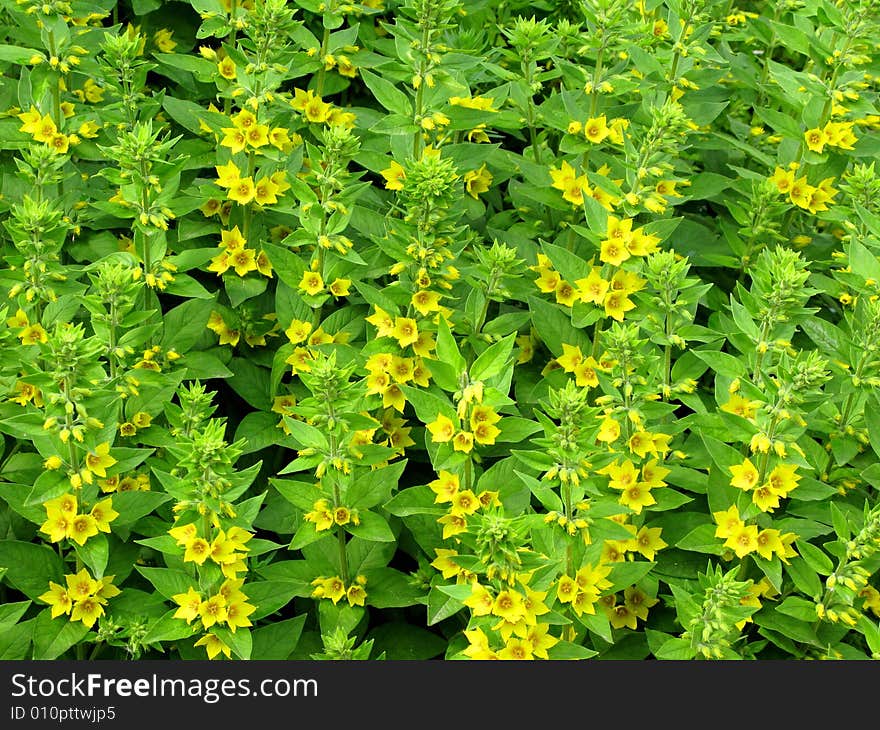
[382,383,406,412]
[40,507,73,543]
[198,594,228,629]
[68,514,99,546]
[618,483,656,514]
[555,279,578,307]
[576,268,610,305]
[365,306,396,338]
[603,290,635,321]
[298,270,325,296]
[194,633,232,660]
[71,596,104,628]
[431,504,468,537]
[184,537,211,565]
[18,323,48,345]
[724,523,759,558]
[153,28,177,52]
[804,127,828,153]
[766,463,800,497]
[449,95,497,111]
[215,160,241,188]
[220,126,247,154]
[172,587,202,623]
[90,498,118,533]
[229,248,258,276]
[453,430,474,453]
[48,133,70,155]
[39,581,73,619]
[788,176,815,209]
[227,176,256,205]
[218,56,236,79]
[392,317,419,348]
[549,160,577,191]
[225,596,256,632]
[729,458,760,491]
[561,174,587,206]
[596,415,620,443]
[427,413,456,443]
[769,166,796,194]
[253,176,280,206]
[329,278,351,297]
[304,96,332,123]
[720,393,761,419]
[84,442,116,478]
[464,164,492,199]
[245,124,270,148]
[31,114,57,143]
[629,526,667,560]
[472,419,501,445]
[381,160,406,191]
[284,319,312,344]
[583,115,610,144]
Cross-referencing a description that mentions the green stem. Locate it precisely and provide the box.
[522,54,542,165]
[316,26,331,98]
[751,315,772,383]
[412,22,431,158]
[46,30,62,127]
[107,301,118,380]
[331,474,350,584]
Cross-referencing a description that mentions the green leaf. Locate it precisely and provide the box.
[142,610,199,645]
[0,541,64,600]
[866,398,880,462]
[797,540,834,575]
[528,295,589,358]
[210,625,252,659]
[469,333,516,383]
[777,596,820,623]
[244,581,311,620]
[384,486,443,517]
[0,621,33,660]
[346,460,407,510]
[110,491,173,526]
[227,358,271,410]
[362,567,425,608]
[74,534,109,579]
[272,477,323,511]
[367,622,446,660]
[345,510,396,542]
[0,600,31,631]
[135,566,196,600]
[691,348,746,378]
[426,585,465,625]
[753,607,818,645]
[700,433,747,472]
[31,610,90,660]
[360,69,411,116]
[547,641,599,659]
[609,561,657,591]
[785,557,822,599]
[654,636,695,660]
[435,316,466,374]
[0,45,39,64]
[251,615,307,660]
[675,523,723,555]
[278,417,329,452]
[235,411,283,455]
[160,297,216,353]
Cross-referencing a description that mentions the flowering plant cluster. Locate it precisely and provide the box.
[1,0,880,661]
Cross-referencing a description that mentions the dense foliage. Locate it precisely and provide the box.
[1,0,880,660]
